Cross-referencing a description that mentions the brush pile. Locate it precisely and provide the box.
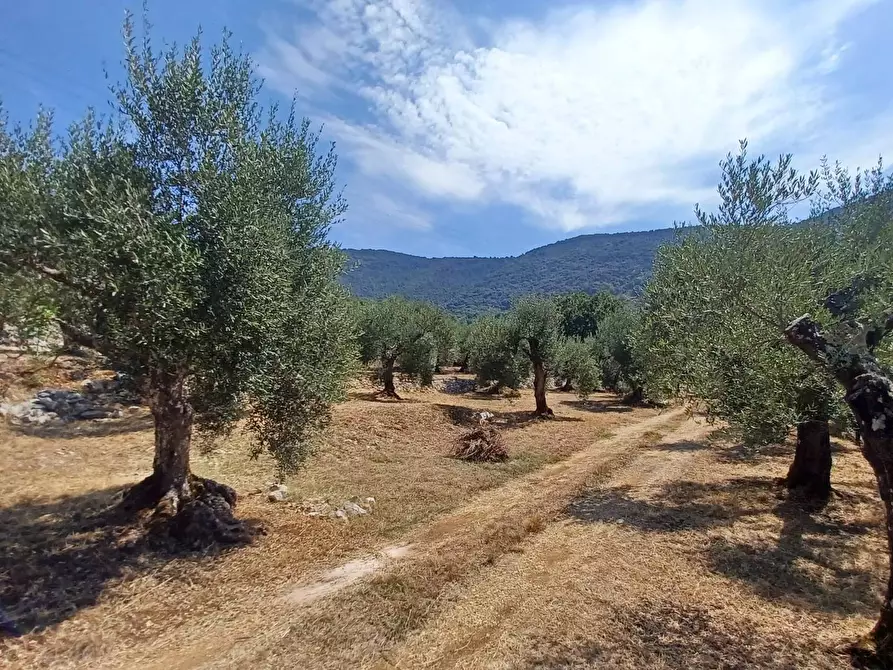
[453,411,508,462]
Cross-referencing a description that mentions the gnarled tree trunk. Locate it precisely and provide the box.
[859,422,893,661]
[379,356,401,399]
[122,368,254,547]
[785,419,832,500]
[786,314,893,663]
[623,386,645,406]
[533,361,552,416]
[458,354,469,374]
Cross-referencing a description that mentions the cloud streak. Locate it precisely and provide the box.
[261,0,884,236]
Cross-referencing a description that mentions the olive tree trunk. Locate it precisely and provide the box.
[458,354,469,373]
[379,356,401,399]
[785,419,832,499]
[786,314,893,661]
[151,369,193,495]
[533,361,552,416]
[122,368,253,547]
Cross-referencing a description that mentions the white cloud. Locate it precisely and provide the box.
[363,192,434,231]
[262,0,883,233]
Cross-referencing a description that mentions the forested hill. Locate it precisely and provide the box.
[341,227,679,315]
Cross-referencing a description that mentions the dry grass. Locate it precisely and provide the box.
[379,422,885,670]
[0,356,658,669]
[3,354,887,670]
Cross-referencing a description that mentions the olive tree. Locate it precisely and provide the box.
[554,290,623,340]
[641,141,844,499]
[553,337,600,397]
[466,297,578,413]
[465,313,526,392]
[596,303,647,403]
[0,17,357,545]
[357,296,452,398]
[784,158,893,660]
[508,296,562,415]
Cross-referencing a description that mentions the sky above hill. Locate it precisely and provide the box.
[2,0,892,257]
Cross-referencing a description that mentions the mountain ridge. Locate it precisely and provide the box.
[340,227,681,316]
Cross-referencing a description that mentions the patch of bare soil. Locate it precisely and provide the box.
[0,357,658,670]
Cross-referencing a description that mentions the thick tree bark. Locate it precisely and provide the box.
[859,434,893,662]
[151,369,193,496]
[379,357,401,399]
[623,386,645,406]
[533,361,553,416]
[458,354,470,374]
[122,368,254,547]
[786,314,893,662]
[784,419,832,500]
[560,378,574,392]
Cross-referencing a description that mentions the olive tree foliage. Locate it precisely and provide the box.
[596,303,647,402]
[641,141,846,442]
[357,296,453,396]
[552,337,600,397]
[465,313,527,390]
[0,16,357,543]
[640,141,893,499]
[0,110,61,347]
[554,291,624,340]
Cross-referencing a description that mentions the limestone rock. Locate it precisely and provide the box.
[267,483,289,502]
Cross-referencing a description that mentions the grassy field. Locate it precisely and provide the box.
[0,357,886,669]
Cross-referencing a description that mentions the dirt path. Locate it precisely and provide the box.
[116,407,690,670]
[372,421,882,670]
[378,418,718,669]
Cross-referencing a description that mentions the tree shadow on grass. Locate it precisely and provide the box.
[435,404,583,430]
[648,439,713,453]
[0,485,238,637]
[345,390,425,404]
[568,476,880,617]
[525,601,824,670]
[708,429,855,466]
[561,398,635,414]
[10,413,155,439]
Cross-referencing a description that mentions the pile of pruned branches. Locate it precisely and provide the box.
[453,412,508,462]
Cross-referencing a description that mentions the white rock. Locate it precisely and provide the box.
[342,501,368,517]
[364,497,376,508]
[267,489,289,502]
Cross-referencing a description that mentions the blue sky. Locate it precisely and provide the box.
[2,0,892,257]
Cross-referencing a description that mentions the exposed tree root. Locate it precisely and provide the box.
[375,388,403,400]
[846,631,893,669]
[122,474,260,549]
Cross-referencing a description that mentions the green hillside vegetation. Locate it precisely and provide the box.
[342,227,678,315]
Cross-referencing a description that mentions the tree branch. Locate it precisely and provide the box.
[785,313,886,390]
[56,319,103,352]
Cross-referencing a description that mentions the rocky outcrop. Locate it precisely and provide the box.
[0,373,141,425]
